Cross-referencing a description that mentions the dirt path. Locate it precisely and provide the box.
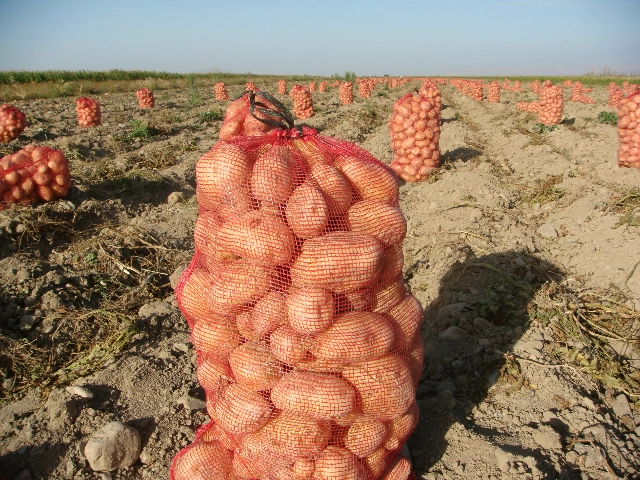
[0,81,638,480]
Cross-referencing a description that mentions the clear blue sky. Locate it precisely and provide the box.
[1,0,639,77]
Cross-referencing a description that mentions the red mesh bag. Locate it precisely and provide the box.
[245,82,257,92]
[516,101,541,113]
[1,145,71,209]
[290,85,314,119]
[0,104,27,143]
[215,82,230,101]
[418,80,441,111]
[569,81,594,104]
[618,91,640,168]
[486,81,500,103]
[538,84,563,125]
[309,81,317,93]
[389,92,441,182]
[219,91,286,141]
[319,81,328,92]
[609,85,622,108]
[278,80,287,94]
[340,82,354,105]
[136,88,155,108]
[76,97,101,127]
[529,79,541,94]
[171,95,421,480]
[357,79,372,99]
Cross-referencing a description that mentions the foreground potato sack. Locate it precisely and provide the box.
[172,95,423,480]
[0,145,72,209]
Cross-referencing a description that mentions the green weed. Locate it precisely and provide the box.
[597,111,618,126]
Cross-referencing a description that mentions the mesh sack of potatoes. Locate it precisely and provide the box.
[486,81,500,103]
[389,92,441,182]
[171,95,423,480]
[418,80,441,111]
[278,80,287,94]
[0,104,27,143]
[319,81,328,92]
[340,82,354,105]
[617,91,640,168]
[219,91,288,141]
[136,88,155,108]
[215,82,230,101]
[537,84,563,125]
[1,145,71,209]
[516,102,541,113]
[76,97,101,127]
[290,85,314,119]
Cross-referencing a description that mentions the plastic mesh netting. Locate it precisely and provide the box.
[171,98,423,480]
[0,146,71,209]
[618,91,640,168]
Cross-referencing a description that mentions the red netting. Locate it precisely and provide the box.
[278,80,287,94]
[538,84,563,125]
[0,104,27,143]
[76,97,101,127]
[569,81,594,104]
[136,88,155,108]
[389,92,441,182]
[171,115,422,480]
[1,146,71,209]
[618,91,640,168]
[218,91,285,141]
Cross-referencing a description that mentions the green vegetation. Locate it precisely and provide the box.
[532,123,558,134]
[128,120,153,140]
[597,111,618,125]
[0,69,183,85]
[199,109,224,124]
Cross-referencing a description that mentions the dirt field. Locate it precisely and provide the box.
[1,80,639,480]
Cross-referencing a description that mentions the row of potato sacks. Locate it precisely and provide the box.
[172,102,423,479]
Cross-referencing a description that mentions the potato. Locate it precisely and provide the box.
[384,401,419,451]
[386,295,423,352]
[309,163,354,214]
[196,356,232,394]
[347,200,406,246]
[195,142,253,221]
[191,317,241,360]
[271,370,356,419]
[296,356,346,374]
[334,156,399,205]
[270,325,310,365]
[207,260,272,314]
[229,342,284,391]
[214,210,295,266]
[311,311,395,363]
[345,415,389,458]
[286,286,334,335]
[178,268,215,325]
[365,448,390,479]
[193,210,221,269]
[262,411,331,458]
[342,355,414,420]
[314,446,365,480]
[251,145,297,207]
[380,456,412,480]
[285,183,330,239]
[239,291,287,341]
[372,276,407,314]
[200,422,238,451]
[290,232,383,293]
[213,383,273,434]
[171,441,232,480]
